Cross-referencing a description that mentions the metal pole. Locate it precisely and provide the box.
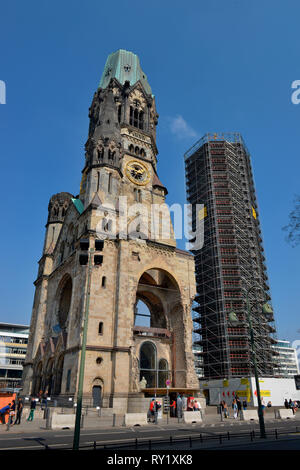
[246,286,266,439]
[73,247,94,450]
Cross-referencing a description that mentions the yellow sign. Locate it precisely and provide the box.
[260,390,271,397]
[240,378,249,385]
[252,206,257,219]
[223,379,229,387]
[198,206,207,220]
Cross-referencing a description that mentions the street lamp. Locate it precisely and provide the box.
[228,285,273,438]
[73,247,94,450]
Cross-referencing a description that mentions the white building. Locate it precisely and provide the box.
[272,339,299,378]
[0,323,29,391]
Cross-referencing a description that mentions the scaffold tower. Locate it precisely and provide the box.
[185,133,278,380]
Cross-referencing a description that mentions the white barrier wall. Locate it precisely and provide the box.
[201,377,300,407]
[50,412,76,429]
[183,411,202,424]
[124,413,148,426]
[275,409,296,419]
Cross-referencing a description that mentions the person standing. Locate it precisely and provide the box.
[9,400,16,425]
[14,398,23,425]
[223,401,229,418]
[149,399,155,423]
[233,399,238,419]
[27,398,36,422]
[242,400,247,411]
[170,399,176,418]
[176,394,183,419]
[236,397,242,417]
[284,399,289,409]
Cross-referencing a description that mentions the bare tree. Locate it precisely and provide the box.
[283,195,300,247]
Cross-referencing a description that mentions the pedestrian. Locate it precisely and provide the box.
[193,400,199,412]
[233,399,238,419]
[223,401,229,418]
[170,399,176,418]
[0,403,11,424]
[242,400,247,410]
[14,398,23,425]
[149,399,155,423]
[9,400,16,425]
[27,398,36,421]
[176,394,183,419]
[261,399,266,415]
[267,401,272,408]
[284,399,289,409]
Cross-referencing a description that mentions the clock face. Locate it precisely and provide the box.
[125,160,150,186]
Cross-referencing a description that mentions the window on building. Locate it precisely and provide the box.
[98,322,103,335]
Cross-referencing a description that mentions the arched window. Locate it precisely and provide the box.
[129,104,144,130]
[135,146,139,155]
[129,144,134,153]
[58,276,72,328]
[139,111,144,130]
[139,342,169,388]
[139,342,156,388]
[134,300,151,327]
[158,359,169,388]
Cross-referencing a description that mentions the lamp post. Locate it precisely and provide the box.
[228,283,273,439]
[73,247,94,450]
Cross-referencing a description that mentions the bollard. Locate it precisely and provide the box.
[250,431,253,442]
[170,436,172,446]
[80,414,84,428]
[46,408,51,429]
[135,438,138,449]
[275,429,278,440]
[189,436,192,448]
[98,408,101,417]
[149,440,152,450]
[219,434,222,444]
[227,432,230,440]
[93,441,97,450]
[154,412,158,425]
[113,413,116,427]
[200,434,203,443]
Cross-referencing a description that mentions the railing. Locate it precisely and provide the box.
[132,326,172,339]
[39,425,300,451]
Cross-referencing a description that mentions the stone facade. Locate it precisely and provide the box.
[22,50,200,413]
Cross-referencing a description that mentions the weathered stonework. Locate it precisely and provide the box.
[22,50,200,412]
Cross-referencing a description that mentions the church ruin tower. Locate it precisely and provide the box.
[22,50,200,412]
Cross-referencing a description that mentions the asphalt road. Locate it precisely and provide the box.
[0,421,300,451]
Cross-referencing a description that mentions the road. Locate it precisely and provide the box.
[0,420,300,451]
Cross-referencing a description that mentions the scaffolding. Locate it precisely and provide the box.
[185,133,278,380]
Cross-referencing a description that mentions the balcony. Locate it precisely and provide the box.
[132,326,172,339]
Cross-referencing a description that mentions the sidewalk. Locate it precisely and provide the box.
[1,406,299,435]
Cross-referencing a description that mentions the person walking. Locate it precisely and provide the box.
[14,398,23,425]
[242,400,247,411]
[27,398,36,422]
[0,403,11,424]
[170,399,176,418]
[223,401,229,418]
[149,399,155,423]
[9,400,16,425]
[232,399,238,419]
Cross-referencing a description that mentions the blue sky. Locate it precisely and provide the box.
[0,0,299,352]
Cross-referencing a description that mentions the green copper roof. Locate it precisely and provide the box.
[72,198,84,214]
[99,49,152,95]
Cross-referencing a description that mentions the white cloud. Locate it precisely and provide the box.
[169,115,198,140]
